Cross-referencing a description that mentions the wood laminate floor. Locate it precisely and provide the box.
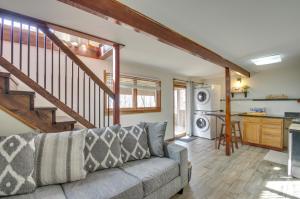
[171,138,300,199]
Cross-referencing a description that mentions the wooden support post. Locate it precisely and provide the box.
[225,67,232,156]
[113,44,120,124]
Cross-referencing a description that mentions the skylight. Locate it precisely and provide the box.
[251,55,282,66]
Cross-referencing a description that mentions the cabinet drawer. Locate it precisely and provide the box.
[243,117,261,123]
[262,118,283,125]
[261,127,282,137]
[261,127,282,148]
[261,124,282,130]
[261,133,282,148]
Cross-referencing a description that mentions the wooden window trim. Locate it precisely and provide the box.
[104,71,161,114]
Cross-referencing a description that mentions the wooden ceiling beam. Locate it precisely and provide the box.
[58,0,250,77]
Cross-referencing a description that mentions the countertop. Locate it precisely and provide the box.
[238,113,295,119]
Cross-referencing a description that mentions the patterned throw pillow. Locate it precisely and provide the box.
[118,124,151,162]
[84,125,123,172]
[35,129,87,186]
[0,133,36,196]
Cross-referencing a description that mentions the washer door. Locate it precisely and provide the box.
[196,88,210,105]
[195,116,209,132]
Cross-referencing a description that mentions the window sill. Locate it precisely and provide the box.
[107,108,161,115]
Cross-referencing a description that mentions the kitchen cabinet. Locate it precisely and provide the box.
[242,116,283,150]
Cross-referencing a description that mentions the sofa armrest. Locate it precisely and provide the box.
[164,143,188,187]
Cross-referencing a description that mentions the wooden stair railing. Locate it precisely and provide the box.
[0,11,115,129]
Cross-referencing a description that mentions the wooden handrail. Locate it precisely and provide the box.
[38,24,115,98]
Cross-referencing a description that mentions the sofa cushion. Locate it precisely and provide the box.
[84,125,122,172]
[62,168,143,199]
[0,133,36,196]
[120,157,179,196]
[118,124,150,162]
[35,129,87,186]
[1,185,66,199]
[140,122,167,157]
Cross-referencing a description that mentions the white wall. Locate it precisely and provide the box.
[0,111,32,135]
[203,64,300,115]
[0,41,187,139]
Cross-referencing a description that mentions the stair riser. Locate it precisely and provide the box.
[0,94,33,111]
[34,110,56,124]
[53,123,75,132]
[0,76,9,94]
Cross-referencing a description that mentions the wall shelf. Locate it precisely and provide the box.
[231,91,248,98]
[221,98,300,102]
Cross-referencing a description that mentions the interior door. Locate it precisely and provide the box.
[174,81,187,137]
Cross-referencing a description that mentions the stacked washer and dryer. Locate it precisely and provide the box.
[192,85,221,139]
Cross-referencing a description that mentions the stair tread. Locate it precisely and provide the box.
[35,107,57,111]
[0,72,10,77]
[55,116,76,124]
[9,90,35,96]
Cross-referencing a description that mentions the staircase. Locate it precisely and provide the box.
[0,9,119,133]
[0,72,76,132]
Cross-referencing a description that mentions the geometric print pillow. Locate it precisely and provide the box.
[118,124,151,163]
[0,133,36,196]
[84,125,123,172]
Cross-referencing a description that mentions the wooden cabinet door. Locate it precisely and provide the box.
[261,122,283,149]
[243,122,260,144]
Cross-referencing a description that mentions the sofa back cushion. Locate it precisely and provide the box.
[0,133,36,196]
[84,125,123,172]
[119,124,150,162]
[35,129,87,186]
[141,122,167,157]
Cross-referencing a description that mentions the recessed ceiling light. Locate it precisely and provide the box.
[251,55,282,66]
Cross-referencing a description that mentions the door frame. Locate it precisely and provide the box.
[173,80,187,138]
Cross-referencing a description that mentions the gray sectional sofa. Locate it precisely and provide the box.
[3,143,188,199]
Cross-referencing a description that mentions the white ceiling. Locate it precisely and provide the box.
[119,0,300,73]
[1,0,300,78]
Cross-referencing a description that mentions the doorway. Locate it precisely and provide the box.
[173,80,187,137]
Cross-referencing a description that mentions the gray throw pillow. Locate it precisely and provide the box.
[35,129,87,186]
[141,122,167,157]
[84,125,123,172]
[0,133,36,196]
[118,124,151,162]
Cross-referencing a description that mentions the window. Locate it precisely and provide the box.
[105,72,161,114]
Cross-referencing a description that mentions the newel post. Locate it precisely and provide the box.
[225,67,232,156]
[113,44,120,124]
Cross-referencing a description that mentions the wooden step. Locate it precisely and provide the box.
[0,72,10,94]
[9,90,35,110]
[0,93,33,111]
[35,107,57,124]
[9,90,35,96]
[0,72,10,78]
[55,116,76,125]
[54,116,77,131]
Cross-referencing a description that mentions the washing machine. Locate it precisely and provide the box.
[192,85,220,139]
[193,86,220,111]
[193,113,217,139]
